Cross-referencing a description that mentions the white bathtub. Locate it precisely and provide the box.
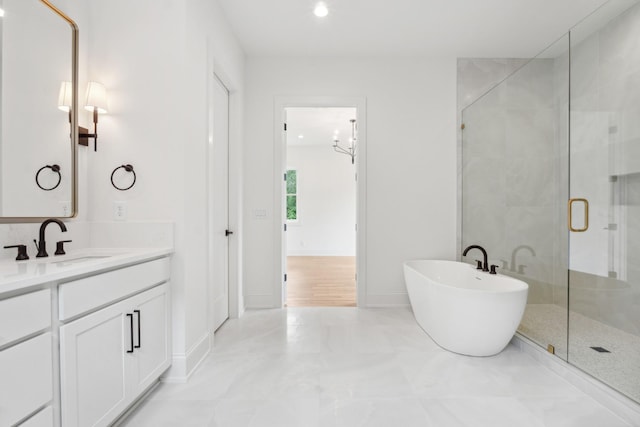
[403,260,528,357]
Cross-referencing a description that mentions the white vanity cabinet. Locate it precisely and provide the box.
[59,259,171,427]
[0,249,172,427]
[0,290,53,427]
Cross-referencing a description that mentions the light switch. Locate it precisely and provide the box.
[253,209,267,219]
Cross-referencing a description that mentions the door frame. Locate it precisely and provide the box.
[273,96,367,308]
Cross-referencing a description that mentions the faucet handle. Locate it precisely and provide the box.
[490,264,499,275]
[4,244,29,261]
[55,240,72,256]
[475,260,483,270]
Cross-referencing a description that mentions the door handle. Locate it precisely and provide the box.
[134,310,141,349]
[126,313,134,353]
[568,198,589,232]
[225,230,234,236]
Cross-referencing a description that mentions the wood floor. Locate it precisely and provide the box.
[286,256,356,307]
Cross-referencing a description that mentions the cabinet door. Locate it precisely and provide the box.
[129,283,171,395]
[60,298,133,427]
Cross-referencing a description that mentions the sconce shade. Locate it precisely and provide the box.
[84,81,108,114]
[58,81,72,112]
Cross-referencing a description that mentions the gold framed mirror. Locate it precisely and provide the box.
[0,0,78,221]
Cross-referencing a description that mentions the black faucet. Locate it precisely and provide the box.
[463,245,489,272]
[510,244,536,273]
[36,218,68,258]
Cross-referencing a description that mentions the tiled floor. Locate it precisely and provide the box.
[121,308,633,427]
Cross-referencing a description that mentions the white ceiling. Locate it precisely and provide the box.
[286,107,357,147]
[217,0,612,58]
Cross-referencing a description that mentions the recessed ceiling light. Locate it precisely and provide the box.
[298,134,304,139]
[0,9,5,17]
[314,2,329,18]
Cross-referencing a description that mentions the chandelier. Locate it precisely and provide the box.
[332,119,357,164]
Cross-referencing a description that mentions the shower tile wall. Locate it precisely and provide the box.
[458,42,571,356]
[458,54,568,297]
[457,59,529,111]
[456,59,529,256]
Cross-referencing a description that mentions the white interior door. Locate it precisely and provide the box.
[282,109,288,305]
[212,75,230,331]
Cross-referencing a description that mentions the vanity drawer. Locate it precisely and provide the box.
[0,333,53,427]
[0,289,51,347]
[59,257,170,321]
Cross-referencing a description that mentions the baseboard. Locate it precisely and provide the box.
[512,334,640,425]
[246,292,411,308]
[161,332,211,383]
[244,294,277,308]
[287,250,356,256]
[365,293,411,307]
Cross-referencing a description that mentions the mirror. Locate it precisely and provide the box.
[0,0,77,220]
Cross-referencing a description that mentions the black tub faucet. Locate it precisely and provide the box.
[36,218,67,258]
[463,245,489,272]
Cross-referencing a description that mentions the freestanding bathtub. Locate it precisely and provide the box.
[403,260,528,357]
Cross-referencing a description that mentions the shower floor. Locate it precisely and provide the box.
[519,303,640,403]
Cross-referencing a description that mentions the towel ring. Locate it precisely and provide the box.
[35,164,62,191]
[111,164,136,191]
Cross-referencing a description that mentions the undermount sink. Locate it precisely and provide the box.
[50,255,113,265]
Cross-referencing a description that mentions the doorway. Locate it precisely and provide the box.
[212,74,230,330]
[284,107,357,307]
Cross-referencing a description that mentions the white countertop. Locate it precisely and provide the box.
[0,247,173,296]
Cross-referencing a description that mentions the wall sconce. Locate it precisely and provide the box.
[58,81,108,152]
[81,82,108,152]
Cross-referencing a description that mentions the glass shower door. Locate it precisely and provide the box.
[460,33,571,361]
[568,0,640,402]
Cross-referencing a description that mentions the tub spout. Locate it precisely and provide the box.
[463,245,489,272]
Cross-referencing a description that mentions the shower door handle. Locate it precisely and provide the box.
[568,198,589,232]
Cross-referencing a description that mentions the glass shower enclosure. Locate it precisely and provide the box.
[461,0,640,403]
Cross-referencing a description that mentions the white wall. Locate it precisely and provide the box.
[83,0,245,380]
[244,57,458,307]
[286,145,356,256]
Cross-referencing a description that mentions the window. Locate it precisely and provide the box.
[286,169,298,221]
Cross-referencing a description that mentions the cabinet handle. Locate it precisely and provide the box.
[126,313,134,353]
[134,309,141,349]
